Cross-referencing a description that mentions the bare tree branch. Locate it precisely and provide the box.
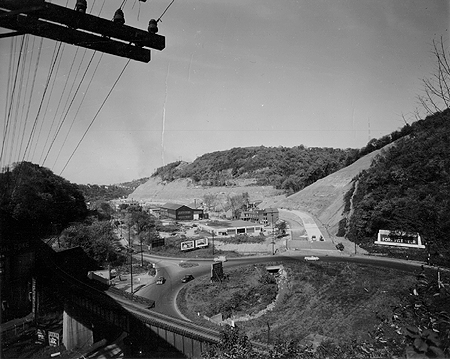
[418,37,450,116]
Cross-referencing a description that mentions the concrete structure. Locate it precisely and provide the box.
[62,307,94,350]
[160,203,204,221]
[199,220,263,236]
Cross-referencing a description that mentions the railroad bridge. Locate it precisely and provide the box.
[35,243,221,358]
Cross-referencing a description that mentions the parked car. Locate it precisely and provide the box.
[181,274,194,283]
[156,276,165,285]
[304,256,319,261]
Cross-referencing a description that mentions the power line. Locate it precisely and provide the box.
[39,46,83,164]
[60,59,131,176]
[53,52,104,169]
[21,42,62,163]
[17,37,43,165]
[43,50,96,166]
[0,36,25,168]
[157,0,175,22]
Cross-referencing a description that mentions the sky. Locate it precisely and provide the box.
[0,0,449,184]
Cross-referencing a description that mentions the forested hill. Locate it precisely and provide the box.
[344,109,450,263]
[77,177,150,202]
[152,146,357,194]
[152,120,415,195]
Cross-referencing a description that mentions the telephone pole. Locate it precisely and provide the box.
[0,0,165,62]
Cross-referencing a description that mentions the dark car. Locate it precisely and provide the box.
[181,274,194,283]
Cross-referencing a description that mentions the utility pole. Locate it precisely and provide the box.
[212,231,215,255]
[0,0,165,62]
[130,248,133,294]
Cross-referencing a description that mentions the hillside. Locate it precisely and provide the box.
[129,177,284,207]
[345,109,450,264]
[258,144,394,238]
[129,145,386,237]
[151,146,359,194]
[130,109,450,263]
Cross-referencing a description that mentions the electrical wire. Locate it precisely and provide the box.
[0,36,25,168]
[53,52,104,169]
[17,37,44,165]
[31,43,65,162]
[60,59,131,176]
[14,35,37,164]
[43,50,96,166]
[38,46,83,164]
[157,0,175,22]
[8,35,30,166]
[21,42,62,163]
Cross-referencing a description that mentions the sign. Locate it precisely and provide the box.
[195,238,208,248]
[48,331,60,347]
[211,262,224,282]
[375,230,425,249]
[180,240,195,251]
[36,328,47,345]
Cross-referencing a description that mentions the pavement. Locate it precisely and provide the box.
[110,270,155,293]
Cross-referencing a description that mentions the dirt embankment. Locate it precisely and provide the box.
[129,177,284,207]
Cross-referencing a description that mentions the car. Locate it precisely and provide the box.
[304,256,319,261]
[156,276,165,285]
[181,274,194,283]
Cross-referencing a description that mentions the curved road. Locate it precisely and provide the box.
[136,251,427,320]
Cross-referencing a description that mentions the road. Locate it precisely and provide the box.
[135,251,426,320]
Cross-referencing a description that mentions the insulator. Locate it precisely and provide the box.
[75,0,87,13]
[113,8,125,25]
[148,19,158,33]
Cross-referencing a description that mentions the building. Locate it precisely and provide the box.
[198,220,263,236]
[240,208,279,226]
[240,209,265,223]
[263,208,279,226]
[159,203,204,221]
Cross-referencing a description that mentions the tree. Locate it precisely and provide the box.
[418,37,450,116]
[59,221,125,265]
[0,162,87,241]
[130,210,156,265]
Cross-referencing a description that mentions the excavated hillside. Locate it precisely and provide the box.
[129,177,284,207]
[130,145,392,236]
[259,145,393,238]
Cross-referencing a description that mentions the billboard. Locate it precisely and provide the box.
[180,240,195,251]
[48,331,60,347]
[195,238,209,248]
[375,230,425,249]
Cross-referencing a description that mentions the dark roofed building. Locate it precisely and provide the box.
[159,203,204,221]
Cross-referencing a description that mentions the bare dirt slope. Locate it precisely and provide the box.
[260,145,392,237]
[129,177,284,206]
